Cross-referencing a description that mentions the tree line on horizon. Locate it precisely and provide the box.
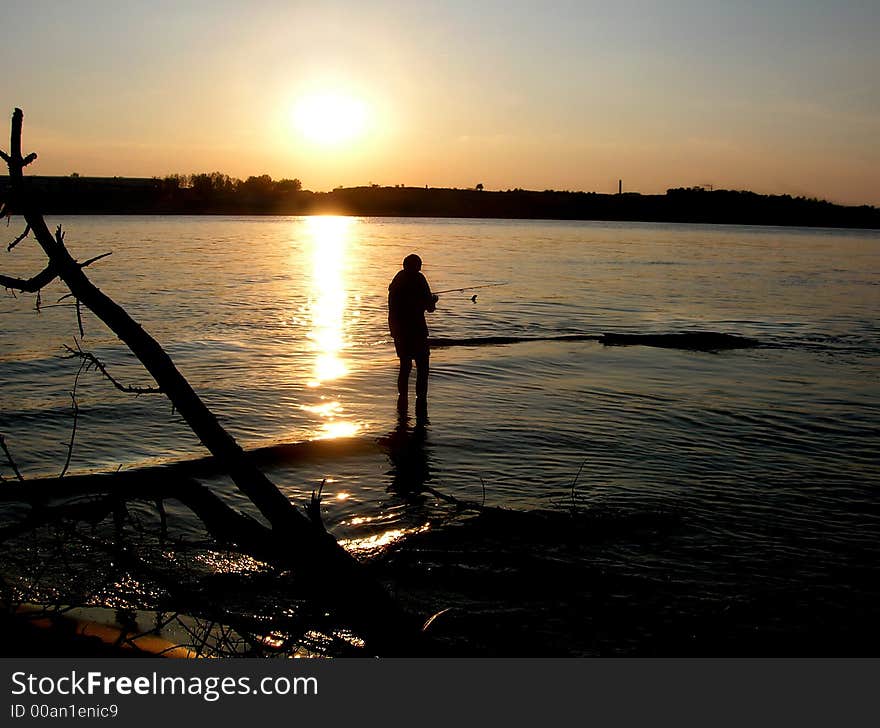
[160,172,303,211]
[1,173,878,228]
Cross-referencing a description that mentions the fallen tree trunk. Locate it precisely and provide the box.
[0,470,271,553]
[2,108,422,654]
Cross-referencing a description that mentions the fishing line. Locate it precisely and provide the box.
[432,282,510,295]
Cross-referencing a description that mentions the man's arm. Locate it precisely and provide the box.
[424,277,437,313]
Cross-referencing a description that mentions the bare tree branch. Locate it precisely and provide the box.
[0,470,274,556]
[0,250,107,294]
[0,263,57,292]
[305,478,327,531]
[75,298,84,337]
[0,434,24,482]
[79,251,112,268]
[5,113,36,174]
[59,364,84,478]
[62,341,163,394]
[8,224,30,251]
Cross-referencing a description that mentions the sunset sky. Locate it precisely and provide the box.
[2,0,878,205]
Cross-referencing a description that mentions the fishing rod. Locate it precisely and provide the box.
[432,282,510,295]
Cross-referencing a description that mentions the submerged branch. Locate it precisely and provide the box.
[1,469,301,569]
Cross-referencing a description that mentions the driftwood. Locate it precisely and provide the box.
[0,471,280,563]
[1,108,422,654]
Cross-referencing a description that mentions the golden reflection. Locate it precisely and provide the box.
[301,400,342,417]
[299,216,365,440]
[320,421,361,439]
[306,216,352,388]
[337,524,430,555]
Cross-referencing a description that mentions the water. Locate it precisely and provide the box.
[2,216,879,653]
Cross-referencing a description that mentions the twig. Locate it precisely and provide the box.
[117,612,189,656]
[0,434,24,482]
[156,498,167,543]
[62,341,162,394]
[7,224,30,252]
[424,484,484,512]
[59,363,84,478]
[79,251,112,268]
[75,298,84,338]
[570,459,587,513]
[305,479,327,531]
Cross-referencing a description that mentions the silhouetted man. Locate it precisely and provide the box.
[388,254,438,415]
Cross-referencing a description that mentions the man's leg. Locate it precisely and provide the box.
[414,351,429,401]
[397,356,412,398]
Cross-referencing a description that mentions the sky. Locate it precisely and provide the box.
[2,0,878,204]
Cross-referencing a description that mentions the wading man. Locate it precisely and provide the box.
[388,254,438,416]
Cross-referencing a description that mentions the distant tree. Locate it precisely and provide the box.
[189,172,236,195]
[476,183,484,191]
[238,174,269,192]
[276,178,302,192]
[162,174,184,190]
[70,171,80,178]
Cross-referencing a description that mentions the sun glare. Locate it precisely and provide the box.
[293,93,367,146]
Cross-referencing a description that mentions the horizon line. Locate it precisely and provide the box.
[2,173,877,209]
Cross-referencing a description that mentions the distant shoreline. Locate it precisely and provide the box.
[3,177,879,230]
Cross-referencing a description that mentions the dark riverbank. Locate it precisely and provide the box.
[3,176,879,229]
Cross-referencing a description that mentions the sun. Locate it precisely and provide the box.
[292,92,368,146]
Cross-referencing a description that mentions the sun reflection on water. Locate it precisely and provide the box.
[306,216,351,388]
[320,420,361,439]
[301,401,342,416]
[300,216,362,439]
[337,524,430,556]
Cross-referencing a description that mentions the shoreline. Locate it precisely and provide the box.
[6,210,880,233]
[4,179,879,230]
